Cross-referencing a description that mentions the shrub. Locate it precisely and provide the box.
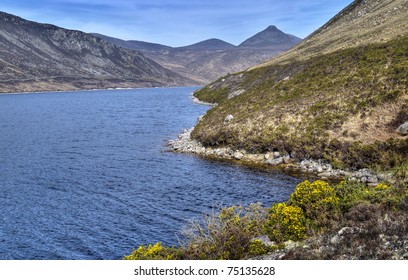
[334,181,406,211]
[289,180,339,230]
[123,242,182,260]
[263,203,307,242]
[334,180,365,211]
[181,203,266,259]
[248,239,273,256]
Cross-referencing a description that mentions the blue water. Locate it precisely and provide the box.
[0,87,301,259]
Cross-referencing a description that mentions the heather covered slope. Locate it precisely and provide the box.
[192,0,408,174]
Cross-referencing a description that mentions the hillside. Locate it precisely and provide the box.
[0,12,192,93]
[192,0,408,176]
[255,0,408,67]
[94,27,301,84]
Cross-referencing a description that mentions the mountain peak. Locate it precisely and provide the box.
[239,25,301,48]
[266,25,278,30]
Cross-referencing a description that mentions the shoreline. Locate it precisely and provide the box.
[0,85,203,95]
[167,127,390,186]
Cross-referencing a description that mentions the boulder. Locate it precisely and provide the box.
[227,89,246,99]
[224,114,234,123]
[233,151,244,160]
[267,157,284,166]
[396,121,408,135]
[283,155,291,164]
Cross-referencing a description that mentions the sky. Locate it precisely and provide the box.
[1,0,354,47]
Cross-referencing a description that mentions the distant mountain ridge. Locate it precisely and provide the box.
[94,26,301,84]
[0,11,192,93]
[176,38,236,51]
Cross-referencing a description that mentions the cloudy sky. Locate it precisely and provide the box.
[2,0,353,47]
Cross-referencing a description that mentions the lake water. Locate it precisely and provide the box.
[0,87,301,259]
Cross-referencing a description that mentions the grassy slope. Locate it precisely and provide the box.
[192,0,408,174]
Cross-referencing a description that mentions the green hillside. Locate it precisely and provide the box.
[192,0,408,178]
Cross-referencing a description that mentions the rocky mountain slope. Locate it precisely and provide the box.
[94,26,301,84]
[0,11,193,93]
[192,0,408,177]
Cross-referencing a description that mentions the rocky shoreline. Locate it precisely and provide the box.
[166,127,390,186]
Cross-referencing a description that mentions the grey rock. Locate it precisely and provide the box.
[273,151,281,159]
[283,155,291,164]
[233,151,244,160]
[366,176,378,183]
[227,89,246,99]
[224,114,234,123]
[396,121,408,135]
[338,227,365,236]
[330,235,343,245]
[318,172,333,178]
[283,240,300,250]
[267,157,284,166]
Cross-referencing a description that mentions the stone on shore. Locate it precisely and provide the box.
[267,157,284,166]
[168,129,384,185]
[233,151,244,160]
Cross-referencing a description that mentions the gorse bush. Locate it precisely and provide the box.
[289,180,339,213]
[289,180,339,230]
[263,203,307,242]
[123,242,181,260]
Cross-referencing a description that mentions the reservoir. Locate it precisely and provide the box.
[0,87,301,259]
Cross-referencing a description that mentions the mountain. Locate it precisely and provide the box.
[177,39,236,51]
[91,33,173,53]
[192,0,408,175]
[239,25,301,48]
[94,27,301,84]
[0,12,193,93]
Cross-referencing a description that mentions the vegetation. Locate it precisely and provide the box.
[192,36,408,173]
[124,179,408,260]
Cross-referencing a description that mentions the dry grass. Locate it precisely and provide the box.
[193,34,408,170]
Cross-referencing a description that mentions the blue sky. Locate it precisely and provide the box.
[2,0,354,47]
